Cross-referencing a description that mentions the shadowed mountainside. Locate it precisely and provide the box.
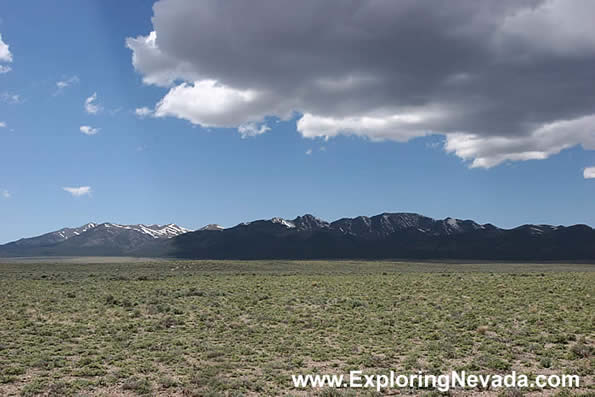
[170,213,595,260]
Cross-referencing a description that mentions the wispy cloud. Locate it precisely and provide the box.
[584,167,595,179]
[1,92,22,104]
[0,121,6,128]
[0,65,11,74]
[135,107,153,118]
[84,92,101,114]
[305,148,312,155]
[80,125,100,135]
[63,186,92,197]
[1,190,10,199]
[238,123,270,139]
[54,76,79,95]
[57,76,79,89]
[108,107,123,116]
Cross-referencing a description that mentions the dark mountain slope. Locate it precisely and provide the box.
[169,213,595,260]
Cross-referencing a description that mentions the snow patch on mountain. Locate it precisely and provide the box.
[103,223,192,238]
[200,224,224,231]
[271,217,296,228]
[55,222,99,240]
[445,217,461,231]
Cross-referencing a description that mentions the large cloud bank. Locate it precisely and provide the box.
[127,0,595,168]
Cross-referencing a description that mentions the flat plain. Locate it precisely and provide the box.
[0,259,593,396]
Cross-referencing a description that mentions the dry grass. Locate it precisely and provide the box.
[0,260,593,396]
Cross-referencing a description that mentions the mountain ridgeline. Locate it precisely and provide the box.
[1,213,594,260]
[0,223,190,257]
[171,214,595,260]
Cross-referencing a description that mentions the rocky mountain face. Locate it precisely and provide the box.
[330,213,496,239]
[1,213,594,259]
[5,222,99,249]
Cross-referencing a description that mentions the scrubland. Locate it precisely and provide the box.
[0,260,592,396]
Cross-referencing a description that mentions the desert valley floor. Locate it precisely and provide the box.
[0,259,593,396]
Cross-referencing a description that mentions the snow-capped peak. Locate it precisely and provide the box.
[103,223,192,238]
[73,222,97,235]
[271,217,296,228]
[445,217,461,230]
[54,222,99,240]
[200,224,224,231]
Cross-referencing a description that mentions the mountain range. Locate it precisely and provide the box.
[1,213,594,260]
[0,223,190,257]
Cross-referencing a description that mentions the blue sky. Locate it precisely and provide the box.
[0,0,594,243]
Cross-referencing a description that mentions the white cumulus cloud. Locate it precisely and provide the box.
[584,167,595,179]
[297,112,436,143]
[63,186,92,197]
[0,33,12,74]
[0,121,6,128]
[126,31,200,87]
[154,80,279,127]
[444,115,595,168]
[0,33,12,63]
[79,125,100,135]
[127,0,595,170]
